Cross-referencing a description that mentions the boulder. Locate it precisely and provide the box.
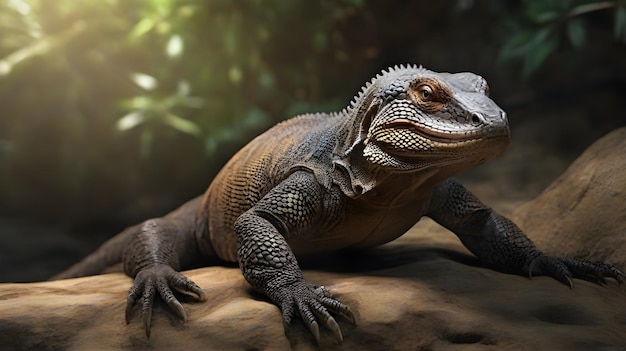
[513,127,626,268]
[1,128,625,351]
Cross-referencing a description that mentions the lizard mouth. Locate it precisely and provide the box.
[374,118,507,143]
[363,119,510,170]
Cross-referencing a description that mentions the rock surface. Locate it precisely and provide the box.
[1,128,626,351]
[513,127,626,268]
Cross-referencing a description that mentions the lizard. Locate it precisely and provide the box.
[53,65,625,344]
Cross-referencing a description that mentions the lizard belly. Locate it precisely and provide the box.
[208,204,425,261]
[288,200,427,255]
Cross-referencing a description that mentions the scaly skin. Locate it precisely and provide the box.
[54,65,625,344]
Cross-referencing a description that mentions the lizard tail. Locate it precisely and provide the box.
[50,224,139,280]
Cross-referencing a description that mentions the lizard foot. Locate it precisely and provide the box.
[125,264,208,338]
[528,254,625,288]
[273,281,355,344]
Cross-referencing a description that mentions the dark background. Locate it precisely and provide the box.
[1,0,624,282]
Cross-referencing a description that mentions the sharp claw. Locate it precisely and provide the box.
[196,288,208,301]
[125,266,208,339]
[173,284,207,301]
[566,275,574,289]
[310,320,320,344]
[126,285,141,325]
[276,281,354,343]
[125,301,134,325]
[343,306,356,325]
[532,255,626,287]
[169,299,187,321]
[143,307,152,339]
[319,296,355,325]
[158,280,188,321]
[327,316,343,344]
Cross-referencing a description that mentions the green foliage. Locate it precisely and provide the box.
[0,0,370,218]
[117,75,203,156]
[0,0,369,158]
[498,0,626,76]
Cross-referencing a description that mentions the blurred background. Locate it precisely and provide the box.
[0,0,624,282]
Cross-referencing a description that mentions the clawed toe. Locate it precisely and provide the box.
[124,265,205,338]
[278,282,353,344]
[531,254,625,288]
[142,306,153,338]
[326,316,343,344]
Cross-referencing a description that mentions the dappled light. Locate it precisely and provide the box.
[0,0,375,222]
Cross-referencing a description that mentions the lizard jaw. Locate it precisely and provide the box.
[377,118,508,143]
[363,127,510,172]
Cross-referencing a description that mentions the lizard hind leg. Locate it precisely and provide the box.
[120,210,209,338]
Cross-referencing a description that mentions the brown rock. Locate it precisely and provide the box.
[513,127,626,267]
[1,129,625,351]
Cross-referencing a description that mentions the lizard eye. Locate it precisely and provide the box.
[408,77,451,112]
[418,84,433,101]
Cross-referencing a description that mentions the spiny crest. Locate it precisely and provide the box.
[347,79,373,110]
[384,63,422,74]
[345,64,424,112]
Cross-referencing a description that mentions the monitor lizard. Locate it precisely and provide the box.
[53,65,624,344]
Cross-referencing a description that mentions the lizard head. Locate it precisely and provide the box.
[351,65,510,173]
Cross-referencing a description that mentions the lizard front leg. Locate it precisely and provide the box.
[235,171,355,344]
[427,178,625,286]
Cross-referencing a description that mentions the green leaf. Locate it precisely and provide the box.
[130,17,158,39]
[174,81,204,108]
[116,111,146,131]
[533,11,559,24]
[119,96,154,110]
[498,30,532,62]
[567,18,587,49]
[166,34,184,58]
[529,27,553,47]
[525,2,560,23]
[163,113,201,136]
[0,37,51,76]
[498,28,549,63]
[131,72,158,90]
[522,35,557,77]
